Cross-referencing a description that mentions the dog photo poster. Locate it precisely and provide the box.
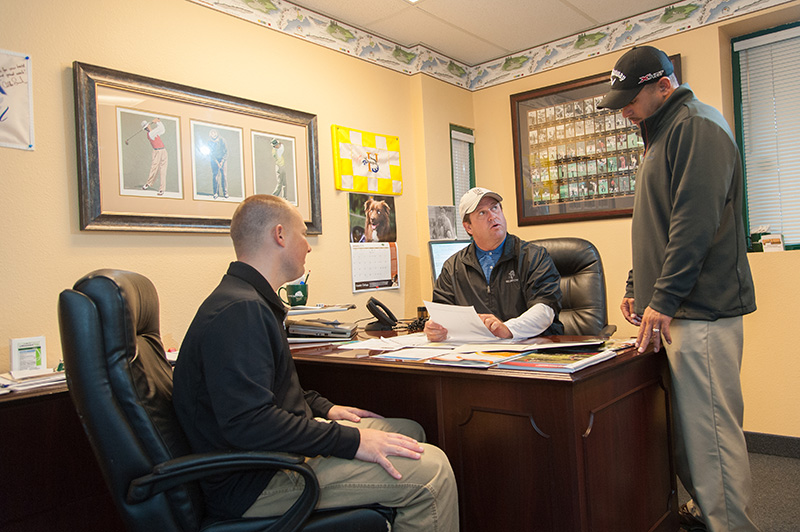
[348,193,397,243]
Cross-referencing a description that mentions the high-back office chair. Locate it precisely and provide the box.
[58,269,391,532]
[531,238,617,337]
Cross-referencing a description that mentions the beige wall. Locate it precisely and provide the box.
[2,0,798,437]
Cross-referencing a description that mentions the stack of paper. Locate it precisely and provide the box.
[0,368,66,393]
[337,333,432,351]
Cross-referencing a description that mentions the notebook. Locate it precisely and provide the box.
[286,318,357,338]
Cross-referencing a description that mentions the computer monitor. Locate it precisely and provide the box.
[428,240,471,281]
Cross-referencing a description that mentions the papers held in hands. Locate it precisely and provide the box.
[286,318,357,339]
[423,300,498,342]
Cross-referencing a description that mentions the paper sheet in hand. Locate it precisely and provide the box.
[424,300,497,342]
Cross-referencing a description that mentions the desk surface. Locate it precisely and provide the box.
[292,334,634,381]
[293,335,678,532]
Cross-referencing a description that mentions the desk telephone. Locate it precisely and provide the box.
[365,297,398,331]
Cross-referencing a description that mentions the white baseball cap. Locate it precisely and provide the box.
[459,187,503,222]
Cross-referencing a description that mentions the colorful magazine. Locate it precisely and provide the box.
[496,348,616,373]
[425,350,526,368]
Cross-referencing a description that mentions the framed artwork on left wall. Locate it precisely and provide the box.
[73,61,322,233]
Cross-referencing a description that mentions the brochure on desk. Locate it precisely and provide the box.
[495,347,616,373]
[425,350,527,368]
[426,341,615,371]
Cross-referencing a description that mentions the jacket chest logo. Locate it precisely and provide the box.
[505,270,519,284]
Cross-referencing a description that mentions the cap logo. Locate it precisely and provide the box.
[610,69,626,86]
[638,70,665,85]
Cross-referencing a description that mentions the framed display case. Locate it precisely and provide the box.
[510,56,680,225]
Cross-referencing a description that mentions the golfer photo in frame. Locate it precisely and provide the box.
[190,120,245,202]
[252,131,298,204]
[117,108,183,199]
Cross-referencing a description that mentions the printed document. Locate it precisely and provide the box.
[424,301,498,342]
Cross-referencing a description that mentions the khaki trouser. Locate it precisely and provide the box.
[244,417,459,532]
[666,316,760,532]
[145,148,168,193]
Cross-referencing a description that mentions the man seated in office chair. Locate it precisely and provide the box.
[424,187,564,341]
[173,195,458,531]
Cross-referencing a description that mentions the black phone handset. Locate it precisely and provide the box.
[365,297,398,331]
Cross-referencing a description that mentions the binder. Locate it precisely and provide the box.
[286,318,357,338]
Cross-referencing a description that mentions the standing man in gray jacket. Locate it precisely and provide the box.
[599,46,758,532]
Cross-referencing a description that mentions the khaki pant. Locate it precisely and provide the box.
[244,417,459,532]
[665,316,759,532]
[145,148,168,193]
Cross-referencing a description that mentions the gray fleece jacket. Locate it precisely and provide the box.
[625,85,756,320]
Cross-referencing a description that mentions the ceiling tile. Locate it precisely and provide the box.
[418,0,595,53]
[290,0,412,28]
[283,0,688,65]
[367,8,510,64]
[569,0,678,24]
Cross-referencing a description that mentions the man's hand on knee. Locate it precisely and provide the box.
[355,428,424,479]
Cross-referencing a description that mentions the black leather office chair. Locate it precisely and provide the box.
[58,269,391,532]
[531,237,617,337]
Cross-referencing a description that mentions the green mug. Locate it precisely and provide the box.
[279,283,308,306]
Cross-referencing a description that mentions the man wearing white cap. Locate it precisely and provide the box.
[598,45,758,532]
[424,187,563,341]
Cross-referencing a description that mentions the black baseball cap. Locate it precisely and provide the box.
[597,46,674,110]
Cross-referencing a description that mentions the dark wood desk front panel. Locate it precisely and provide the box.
[293,342,678,532]
[0,386,125,532]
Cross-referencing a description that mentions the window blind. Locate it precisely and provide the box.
[735,25,800,247]
[450,127,474,240]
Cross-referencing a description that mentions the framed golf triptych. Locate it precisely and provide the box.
[73,62,322,233]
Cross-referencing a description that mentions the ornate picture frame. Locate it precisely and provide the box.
[73,62,322,233]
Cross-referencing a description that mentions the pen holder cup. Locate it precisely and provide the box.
[279,284,308,306]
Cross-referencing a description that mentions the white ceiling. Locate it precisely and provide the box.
[290,0,678,66]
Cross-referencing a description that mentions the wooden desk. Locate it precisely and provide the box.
[293,338,678,532]
[0,386,125,532]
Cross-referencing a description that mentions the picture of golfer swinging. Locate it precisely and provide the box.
[252,131,298,204]
[117,109,182,198]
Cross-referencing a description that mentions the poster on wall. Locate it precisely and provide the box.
[332,124,403,195]
[0,50,34,150]
[428,206,457,240]
[348,192,397,243]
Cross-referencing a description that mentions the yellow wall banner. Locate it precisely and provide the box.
[332,124,402,195]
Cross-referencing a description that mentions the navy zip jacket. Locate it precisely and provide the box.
[433,233,564,335]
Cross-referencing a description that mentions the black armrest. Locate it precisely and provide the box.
[600,324,617,338]
[128,451,319,532]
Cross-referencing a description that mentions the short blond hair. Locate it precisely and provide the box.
[230,195,296,258]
